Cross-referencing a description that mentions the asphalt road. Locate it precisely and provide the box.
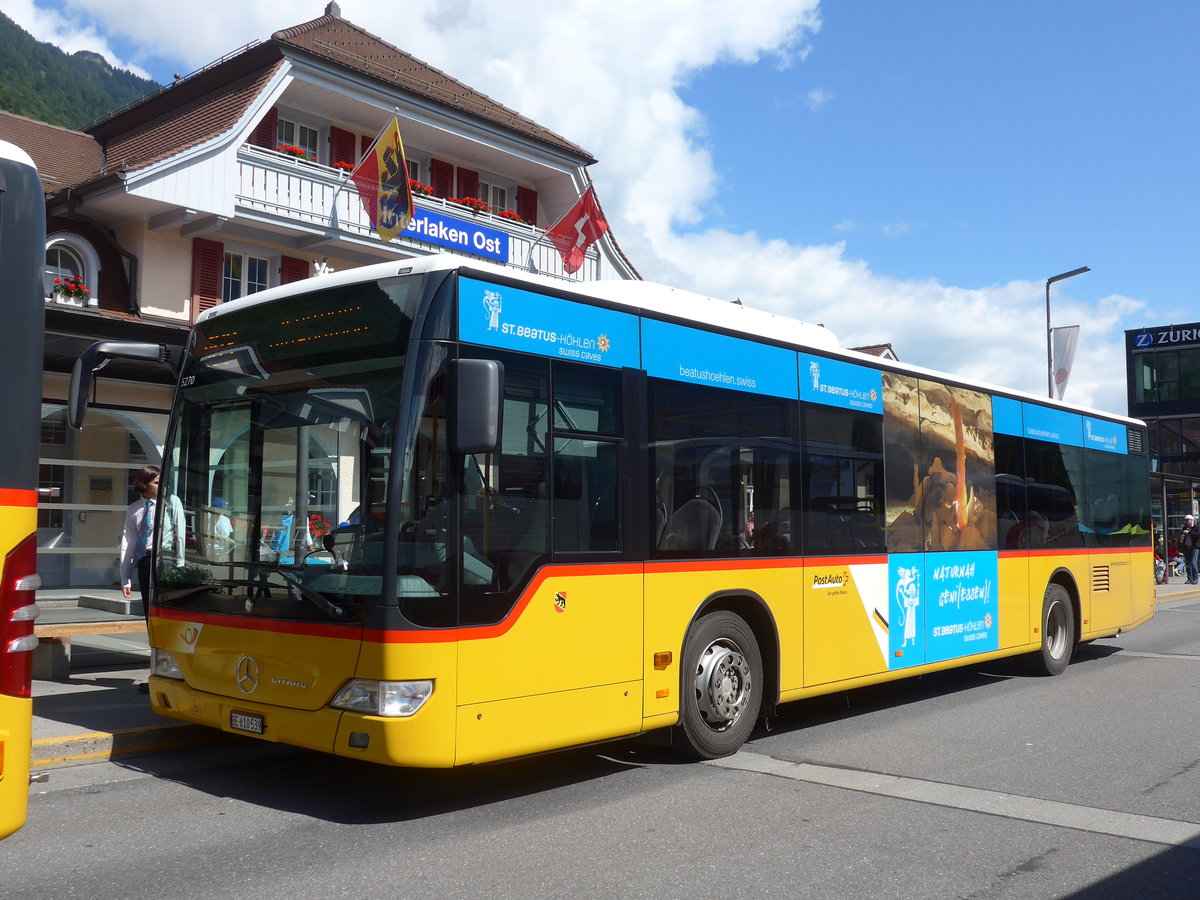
[5,596,1200,899]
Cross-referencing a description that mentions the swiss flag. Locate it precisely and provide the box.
[545,185,609,274]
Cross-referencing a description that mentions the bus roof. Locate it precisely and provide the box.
[0,139,36,169]
[199,253,1143,428]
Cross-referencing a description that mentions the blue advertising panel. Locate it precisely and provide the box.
[457,277,640,368]
[992,395,1023,437]
[888,556,925,670]
[799,353,883,414]
[405,208,509,262]
[1022,404,1083,447]
[923,551,999,663]
[887,551,1000,670]
[642,319,798,398]
[1083,416,1127,455]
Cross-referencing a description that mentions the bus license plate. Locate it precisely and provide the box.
[230,711,264,735]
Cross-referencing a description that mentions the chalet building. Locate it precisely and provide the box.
[8,3,637,588]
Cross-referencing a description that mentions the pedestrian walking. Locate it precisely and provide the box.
[119,465,185,613]
[1179,514,1200,585]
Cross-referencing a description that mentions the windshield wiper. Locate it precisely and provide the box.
[224,561,347,620]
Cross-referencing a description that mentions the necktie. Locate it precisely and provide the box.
[135,498,155,561]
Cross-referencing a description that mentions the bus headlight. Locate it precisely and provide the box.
[331,679,433,717]
[151,648,184,680]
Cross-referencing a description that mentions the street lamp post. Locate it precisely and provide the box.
[1045,266,1090,398]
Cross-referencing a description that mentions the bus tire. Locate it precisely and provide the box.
[675,610,763,759]
[1031,582,1075,676]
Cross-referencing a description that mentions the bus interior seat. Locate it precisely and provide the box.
[659,485,723,551]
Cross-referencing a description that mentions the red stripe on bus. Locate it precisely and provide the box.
[153,606,358,640]
[0,488,38,507]
[999,546,1151,560]
[372,562,640,644]
[153,546,1150,645]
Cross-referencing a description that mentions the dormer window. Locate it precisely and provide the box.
[45,233,100,306]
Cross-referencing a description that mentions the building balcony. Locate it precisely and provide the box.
[235,145,600,280]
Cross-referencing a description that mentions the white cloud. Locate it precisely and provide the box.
[804,87,833,110]
[11,0,1140,415]
[4,0,152,78]
[881,220,912,239]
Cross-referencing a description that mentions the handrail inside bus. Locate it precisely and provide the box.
[68,340,185,430]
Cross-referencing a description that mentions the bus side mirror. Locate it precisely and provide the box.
[451,359,502,454]
[68,341,185,429]
[68,354,100,430]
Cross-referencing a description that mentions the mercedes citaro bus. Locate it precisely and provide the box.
[68,253,1154,768]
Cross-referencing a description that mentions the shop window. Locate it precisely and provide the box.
[1180,349,1200,401]
[1157,350,1181,402]
[37,465,65,529]
[41,415,67,446]
[1135,356,1157,404]
[37,404,168,589]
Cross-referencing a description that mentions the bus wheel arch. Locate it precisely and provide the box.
[674,591,777,759]
[1031,572,1078,676]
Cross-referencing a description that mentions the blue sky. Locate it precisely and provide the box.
[685,2,1199,311]
[8,0,1196,415]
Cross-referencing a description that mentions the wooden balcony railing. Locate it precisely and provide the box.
[235,146,599,280]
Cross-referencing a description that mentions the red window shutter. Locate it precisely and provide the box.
[280,256,309,284]
[330,126,356,167]
[516,186,538,225]
[191,237,224,321]
[361,134,372,161]
[430,159,453,198]
[250,107,278,149]
[456,168,479,199]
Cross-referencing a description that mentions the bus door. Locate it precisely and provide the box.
[453,357,642,762]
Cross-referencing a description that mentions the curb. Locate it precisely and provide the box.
[31,723,237,769]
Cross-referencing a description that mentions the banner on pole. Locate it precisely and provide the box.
[1051,325,1080,400]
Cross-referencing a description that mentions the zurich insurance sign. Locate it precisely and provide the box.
[1130,321,1200,350]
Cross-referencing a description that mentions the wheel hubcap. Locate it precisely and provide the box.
[1046,599,1068,658]
[694,639,751,729]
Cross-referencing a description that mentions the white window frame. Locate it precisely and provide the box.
[45,233,101,307]
[222,246,274,303]
[276,112,323,163]
[405,151,429,187]
[478,172,516,213]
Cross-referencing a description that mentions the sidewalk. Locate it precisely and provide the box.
[30,590,234,773]
[29,580,1200,772]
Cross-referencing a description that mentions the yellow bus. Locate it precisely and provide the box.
[69,255,1154,766]
[0,140,46,838]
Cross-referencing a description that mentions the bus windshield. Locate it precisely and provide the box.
[160,274,428,620]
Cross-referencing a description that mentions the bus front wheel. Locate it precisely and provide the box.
[1032,582,1075,676]
[675,610,763,759]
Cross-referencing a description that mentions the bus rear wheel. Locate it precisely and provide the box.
[675,611,762,759]
[1031,582,1075,676]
